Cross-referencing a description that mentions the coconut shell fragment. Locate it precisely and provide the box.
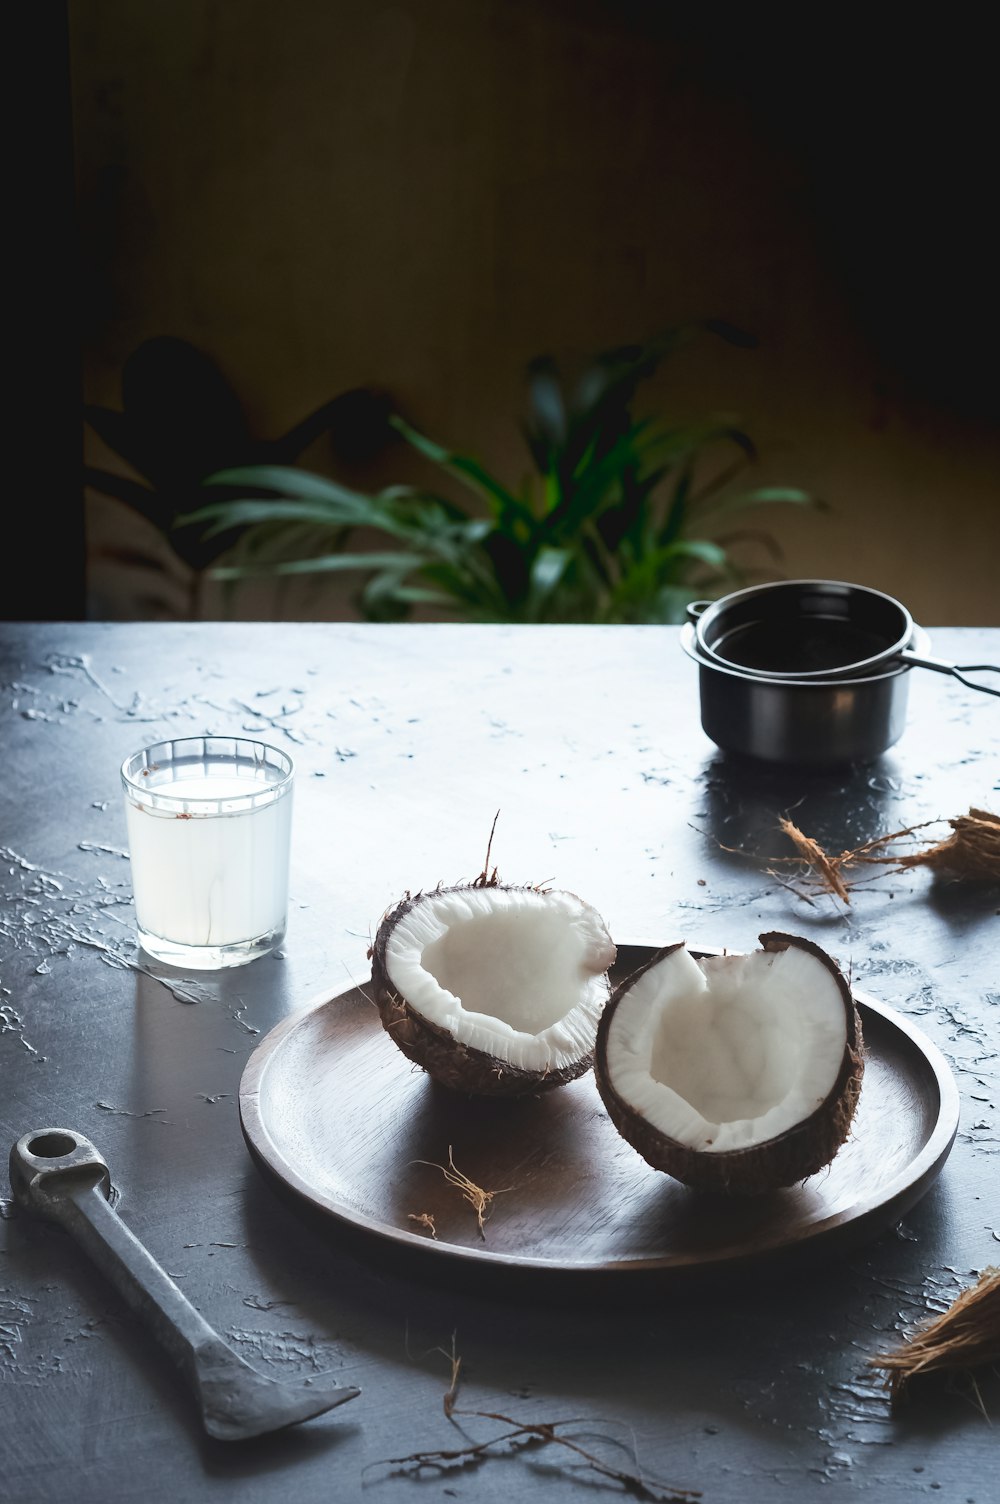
[594,932,864,1195]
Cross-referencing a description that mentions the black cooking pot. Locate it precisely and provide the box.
[680,620,927,767]
[688,579,1000,692]
[678,578,1000,768]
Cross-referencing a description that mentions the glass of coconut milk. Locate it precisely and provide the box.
[121,736,294,970]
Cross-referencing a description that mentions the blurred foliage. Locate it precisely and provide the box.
[185,321,816,623]
[91,325,818,623]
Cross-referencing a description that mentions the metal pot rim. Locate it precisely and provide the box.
[679,620,931,685]
[688,579,915,681]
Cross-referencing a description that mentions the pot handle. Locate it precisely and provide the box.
[686,600,712,624]
[900,649,1000,698]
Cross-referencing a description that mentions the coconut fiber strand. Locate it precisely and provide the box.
[894,807,1000,882]
[869,1267,1000,1399]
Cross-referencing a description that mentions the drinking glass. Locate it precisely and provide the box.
[121,736,294,970]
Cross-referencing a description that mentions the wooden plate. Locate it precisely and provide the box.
[239,945,960,1288]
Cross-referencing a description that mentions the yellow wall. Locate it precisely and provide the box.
[72,1,1000,624]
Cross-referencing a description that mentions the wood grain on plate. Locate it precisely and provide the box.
[239,945,959,1286]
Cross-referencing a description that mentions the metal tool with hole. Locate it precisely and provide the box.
[9,1128,361,1441]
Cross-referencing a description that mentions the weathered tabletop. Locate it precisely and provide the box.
[1,621,997,1503]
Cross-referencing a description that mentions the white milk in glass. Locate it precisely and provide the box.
[121,739,294,968]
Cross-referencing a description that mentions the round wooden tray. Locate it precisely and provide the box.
[239,944,960,1286]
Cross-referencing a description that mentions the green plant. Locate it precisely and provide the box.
[181,322,817,623]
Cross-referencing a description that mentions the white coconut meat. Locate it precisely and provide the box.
[381,885,615,1076]
[604,943,850,1153]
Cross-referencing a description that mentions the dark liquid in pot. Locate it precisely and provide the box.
[715,618,890,674]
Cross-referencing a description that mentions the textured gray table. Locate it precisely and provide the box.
[1,622,997,1503]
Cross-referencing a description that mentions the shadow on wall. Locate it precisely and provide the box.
[85,336,397,620]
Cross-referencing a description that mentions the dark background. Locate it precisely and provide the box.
[12,2,999,623]
[16,3,84,620]
[675,9,998,421]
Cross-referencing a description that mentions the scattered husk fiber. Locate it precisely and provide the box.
[894,807,1000,882]
[746,806,1000,907]
[776,818,853,904]
[868,1267,1000,1402]
[412,1145,509,1240]
[369,1334,703,1502]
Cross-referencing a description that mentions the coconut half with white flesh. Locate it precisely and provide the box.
[369,882,617,1097]
[594,932,864,1194]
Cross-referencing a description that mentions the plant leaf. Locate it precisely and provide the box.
[177,498,365,540]
[697,486,816,521]
[603,536,731,618]
[184,471,487,559]
[522,355,568,472]
[208,550,429,581]
[525,545,574,620]
[199,464,376,509]
[389,414,537,533]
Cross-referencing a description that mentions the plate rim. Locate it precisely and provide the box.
[238,942,961,1276]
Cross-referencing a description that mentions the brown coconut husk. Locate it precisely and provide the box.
[868,1267,1000,1404]
[776,818,854,903]
[893,807,1000,881]
[711,807,1000,907]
